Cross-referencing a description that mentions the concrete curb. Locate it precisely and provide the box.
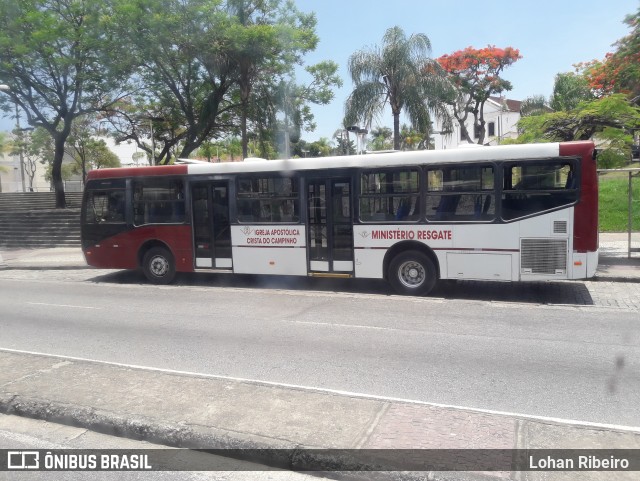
[0,265,91,271]
[0,395,499,481]
[592,275,640,284]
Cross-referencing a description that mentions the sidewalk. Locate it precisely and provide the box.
[596,233,640,281]
[0,247,86,270]
[1,349,639,480]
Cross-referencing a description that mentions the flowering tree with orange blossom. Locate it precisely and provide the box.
[579,7,639,101]
[437,46,522,144]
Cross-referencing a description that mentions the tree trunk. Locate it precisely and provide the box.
[475,100,487,144]
[239,65,251,160]
[240,101,248,159]
[51,135,67,208]
[452,102,474,144]
[458,119,473,144]
[393,111,401,151]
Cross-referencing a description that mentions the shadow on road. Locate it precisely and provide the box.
[87,270,595,307]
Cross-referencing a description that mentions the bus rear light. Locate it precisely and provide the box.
[574,261,583,266]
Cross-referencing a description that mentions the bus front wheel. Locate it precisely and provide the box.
[142,247,176,285]
[388,251,437,296]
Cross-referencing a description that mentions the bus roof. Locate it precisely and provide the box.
[87,141,594,180]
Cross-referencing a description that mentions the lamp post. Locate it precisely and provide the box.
[0,84,26,192]
[135,115,165,165]
[347,125,368,154]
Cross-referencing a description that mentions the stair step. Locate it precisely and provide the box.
[0,192,84,247]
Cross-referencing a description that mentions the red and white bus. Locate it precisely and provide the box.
[81,141,598,295]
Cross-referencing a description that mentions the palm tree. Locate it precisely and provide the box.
[345,26,452,150]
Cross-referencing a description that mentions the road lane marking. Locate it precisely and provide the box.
[288,320,399,331]
[26,302,100,310]
[1,346,639,434]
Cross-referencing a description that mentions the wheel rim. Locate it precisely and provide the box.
[149,255,169,277]
[397,260,425,288]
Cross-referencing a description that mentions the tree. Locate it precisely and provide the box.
[275,61,342,158]
[580,6,640,101]
[332,129,356,155]
[400,124,433,150]
[519,95,551,118]
[345,26,452,150]
[197,141,219,162]
[0,0,132,207]
[68,138,120,184]
[368,127,393,151]
[105,0,334,163]
[437,46,522,144]
[515,94,640,167]
[8,129,38,191]
[550,72,594,111]
[225,0,322,159]
[107,0,238,165]
[308,137,332,157]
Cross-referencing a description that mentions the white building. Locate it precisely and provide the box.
[433,96,522,150]
[0,143,24,193]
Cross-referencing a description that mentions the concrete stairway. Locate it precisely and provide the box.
[0,192,83,248]
[0,192,83,211]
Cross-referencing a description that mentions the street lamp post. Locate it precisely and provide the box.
[0,84,26,192]
[346,126,359,154]
[135,115,165,165]
[347,126,368,154]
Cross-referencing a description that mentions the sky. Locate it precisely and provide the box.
[0,0,636,142]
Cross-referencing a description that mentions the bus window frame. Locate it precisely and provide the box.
[424,162,498,224]
[500,157,580,223]
[132,176,187,227]
[235,173,301,224]
[357,166,423,224]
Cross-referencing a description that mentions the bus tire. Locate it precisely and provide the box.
[388,250,437,296]
[142,247,176,285]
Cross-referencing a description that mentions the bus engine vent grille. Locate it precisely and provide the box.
[521,238,567,275]
[553,221,568,234]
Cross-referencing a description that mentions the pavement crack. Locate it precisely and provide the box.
[0,360,72,388]
[355,402,390,448]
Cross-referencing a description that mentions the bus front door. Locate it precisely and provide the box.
[192,181,232,269]
[306,178,354,274]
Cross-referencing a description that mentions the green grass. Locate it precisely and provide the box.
[598,174,640,232]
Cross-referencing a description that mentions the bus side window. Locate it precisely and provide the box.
[435,195,460,221]
[106,191,125,222]
[395,198,411,220]
[86,190,126,224]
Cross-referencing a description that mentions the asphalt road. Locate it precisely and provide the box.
[0,273,638,427]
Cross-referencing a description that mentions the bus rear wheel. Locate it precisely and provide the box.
[142,246,176,285]
[388,250,437,296]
